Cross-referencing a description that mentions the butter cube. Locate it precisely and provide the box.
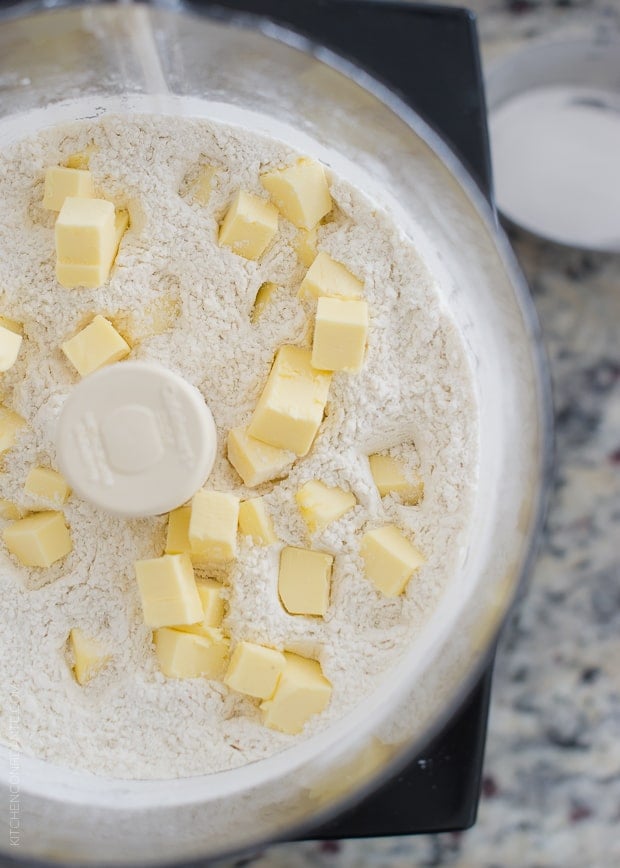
[227,425,294,487]
[179,578,225,634]
[24,466,70,505]
[3,511,72,568]
[56,200,128,288]
[261,652,332,734]
[0,406,26,454]
[165,505,192,556]
[312,298,368,372]
[0,316,22,335]
[225,641,286,699]
[278,545,333,617]
[134,553,202,628]
[248,345,332,456]
[0,500,24,521]
[65,144,97,170]
[43,166,94,211]
[69,628,109,685]
[296,480,356,533]
[61,314,130,377]
[251,282,278,323]
[189,490,239,563]
[360,525,425,597]
[300,252,363,300]
[261,158,332,229]
[296,227,318,267]
[0,325,22,372]
[369,454,424,504]
[194,165,218,205]
[238,497,278,545]
[219,190,278,260]
[154,626,229,679]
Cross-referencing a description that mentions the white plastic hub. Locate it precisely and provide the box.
[56,361,217,517]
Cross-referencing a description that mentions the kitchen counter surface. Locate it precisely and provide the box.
[240,2,620,866]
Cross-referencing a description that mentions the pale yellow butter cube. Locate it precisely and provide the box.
[61,314,130,377]
[56,202,128,288]
[360,525,425,597]
[248,345,332,456]
[3,511,72,568]
[251,282,278,323]
[227,425,294,487]
[278,545,333,617]
[0,405,26,454]
[369,454,424,504]
[0,316,22,335]
[238,497,278,545]
[312,298,368,372]
[296,227,318,267]
[155,626,229,679]
[296,480,356,534]
[261,158,332,229]
[179,578,225,634]
[219,190,278,260]
[0,325,22,372]
[225,641,286,699]
[194,165,218,205]
[261,652,332,734]
[24,466,70,505]
[43,166,94,211]
[189,490,239,563]
[0,500,24,521]
[299,252,363,300]
[134,553,202,628]
[165,505,192,555]
[65,144,97,170]
[69,628,109,686]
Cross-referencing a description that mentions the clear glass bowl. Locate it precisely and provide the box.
[0,2,553,864]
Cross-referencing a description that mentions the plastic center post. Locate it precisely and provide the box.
[55,361,217,517]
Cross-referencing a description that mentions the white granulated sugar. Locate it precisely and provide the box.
[0,114,477,779]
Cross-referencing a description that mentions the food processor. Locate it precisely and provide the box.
[0,1,553,864]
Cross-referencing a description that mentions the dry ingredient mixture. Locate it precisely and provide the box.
[0,114,477,779]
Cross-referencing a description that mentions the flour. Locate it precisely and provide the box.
[0,114,477,779]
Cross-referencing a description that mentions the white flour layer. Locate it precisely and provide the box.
[0,114,477,779]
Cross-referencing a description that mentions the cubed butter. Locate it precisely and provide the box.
[56,200,128,288]
[0,405,26,454]
[251,282,278,323]
[65,144,97,170]
[61,314,130,377]
[43,166,94,211]
[312,297,368,372]
[3,511,72,568]
[299,252,363,300]
[278,545,333,617]
[296,480,356,533]
[261,158,332,229]
[0,324,22,372]
[24,466,70,505]
[134,553,202,628]
[369,454,424,504]
[154,626,229,679]
[238,497,278,545]
[0,316,22,335]
[248,345,332,456]
[225,641,286,699]
[261,652,332,734]
[219,190,278,260]
[0,500,24,521]
[165,505,192,555]
[179,578,225,634]
[194,165,218,205]
[189,490,239,563]
[296,227,318,267]
[68,628,109,685]
[360,525,425,597]
[227,425,294,487]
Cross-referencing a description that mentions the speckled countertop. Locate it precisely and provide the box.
[228,2,620,867]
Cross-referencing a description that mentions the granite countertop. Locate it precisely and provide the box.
[232,2,620,866]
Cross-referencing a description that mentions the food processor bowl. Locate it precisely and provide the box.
[0,2,553,864]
